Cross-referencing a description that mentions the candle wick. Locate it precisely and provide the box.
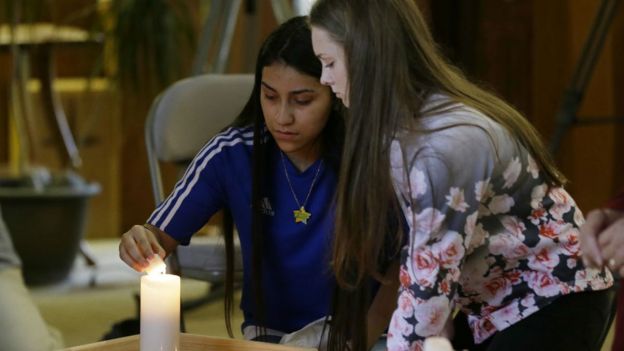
[145,255,167,275]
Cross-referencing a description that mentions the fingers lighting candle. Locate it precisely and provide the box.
[140,255,180,351]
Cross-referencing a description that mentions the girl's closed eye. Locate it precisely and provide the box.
[292,92,315,106]
[263,93,278,101]
[324,62,334,68]
[295,99,312,106]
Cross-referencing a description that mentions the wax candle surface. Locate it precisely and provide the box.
[140,257,180,351]
[423,337,453,351]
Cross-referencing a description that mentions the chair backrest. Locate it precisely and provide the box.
[145,74,255,205]
[145,74,252,283]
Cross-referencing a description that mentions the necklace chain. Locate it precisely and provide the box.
[280,152,323,210]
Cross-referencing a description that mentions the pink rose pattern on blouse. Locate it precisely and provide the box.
[386,117,613,350]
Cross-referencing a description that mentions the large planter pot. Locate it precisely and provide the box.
[0,183,100,285]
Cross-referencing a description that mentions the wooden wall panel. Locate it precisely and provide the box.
[477,0,533,117]
[531,0,570,140]
[430,1,532,116]
[119,96,153,233]
[612,5,624,193]
[429,1,478,75]
[0,55,9,164]
[553,0,621,210]
[430,0,623,211]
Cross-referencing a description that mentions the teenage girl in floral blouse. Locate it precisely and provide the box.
[309,1,614,350]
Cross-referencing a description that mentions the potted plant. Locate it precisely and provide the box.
[0,0,100,285]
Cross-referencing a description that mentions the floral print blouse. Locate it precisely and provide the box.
[386,97,613,350]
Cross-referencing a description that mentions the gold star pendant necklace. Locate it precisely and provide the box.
[280,152,323,225]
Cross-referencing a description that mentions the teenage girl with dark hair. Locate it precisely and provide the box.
[119,16,346,343]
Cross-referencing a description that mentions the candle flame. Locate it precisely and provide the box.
[145,255,167,275]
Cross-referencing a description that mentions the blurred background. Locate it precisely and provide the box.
[0,0,621,348]
[0,0,621,245]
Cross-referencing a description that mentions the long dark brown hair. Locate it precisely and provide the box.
[310,0,566,350]
[221,16,344,338]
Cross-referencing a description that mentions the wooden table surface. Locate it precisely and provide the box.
[64,333,316,351]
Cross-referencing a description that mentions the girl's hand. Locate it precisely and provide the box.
[119,225,166,272]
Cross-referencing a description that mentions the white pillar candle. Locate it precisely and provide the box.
[140,256,180,351]
[423,337,453,351]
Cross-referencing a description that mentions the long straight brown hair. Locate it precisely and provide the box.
[310,1,566,350]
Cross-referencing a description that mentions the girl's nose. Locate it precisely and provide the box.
[320,71,332,86]
[274,103,294,125]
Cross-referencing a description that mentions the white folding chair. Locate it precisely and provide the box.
[145,74,253,305]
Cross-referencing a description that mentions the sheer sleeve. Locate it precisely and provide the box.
[387,122,502,349]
